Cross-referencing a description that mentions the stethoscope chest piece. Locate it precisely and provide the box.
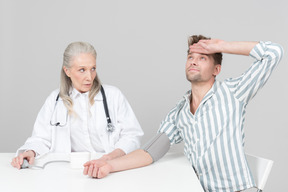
[107,123,115,132]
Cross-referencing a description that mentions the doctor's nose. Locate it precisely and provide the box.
[85,71,92,81]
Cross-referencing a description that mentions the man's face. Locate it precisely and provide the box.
[185,52,220,83]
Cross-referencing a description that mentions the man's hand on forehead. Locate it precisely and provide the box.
[189,39,224,54]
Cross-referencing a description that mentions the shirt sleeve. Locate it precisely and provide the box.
[16,90,58,156]
[225,41,284,104]
[112,88,144,154]
[158,100,184,145]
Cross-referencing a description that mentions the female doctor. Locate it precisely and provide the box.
[11,42,143,169]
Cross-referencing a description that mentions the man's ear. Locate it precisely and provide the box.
[213,64,221,76]
[63,66,70,77]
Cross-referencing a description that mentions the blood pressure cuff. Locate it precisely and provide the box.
[142,132,171,162]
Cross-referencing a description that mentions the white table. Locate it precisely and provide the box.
[0,152,204,192]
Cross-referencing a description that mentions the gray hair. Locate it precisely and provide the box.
[60,42,101,114]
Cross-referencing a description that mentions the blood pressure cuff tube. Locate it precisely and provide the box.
[141,132,171,162]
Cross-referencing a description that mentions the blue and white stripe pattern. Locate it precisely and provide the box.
[158,42,283,192]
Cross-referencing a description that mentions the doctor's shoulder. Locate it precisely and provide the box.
[100,84,130,104]
[101,84,123,97]
[48,88,61,100]
[41,89,61,106]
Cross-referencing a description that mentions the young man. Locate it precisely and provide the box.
[83,35,283,192]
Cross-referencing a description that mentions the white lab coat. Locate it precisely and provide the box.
[17,85,143,158]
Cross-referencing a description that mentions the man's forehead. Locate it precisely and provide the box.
[188,52,210,57]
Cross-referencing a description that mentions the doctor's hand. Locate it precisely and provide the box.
[11,150,36,169]
[83,159,113,179]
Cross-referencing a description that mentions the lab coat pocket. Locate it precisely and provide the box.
[109,125,122,147]
[50,124,71,153]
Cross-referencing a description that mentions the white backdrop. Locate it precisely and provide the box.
[0,0,287,191]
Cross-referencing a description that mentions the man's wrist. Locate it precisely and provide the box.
[100,154,111,161]
[221,41,258,56]
[216,40,228,53]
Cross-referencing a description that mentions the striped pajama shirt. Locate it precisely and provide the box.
[158,41,283,192]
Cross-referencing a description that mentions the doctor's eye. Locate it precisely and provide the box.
[79,68,85,73]
[91,67,96,71]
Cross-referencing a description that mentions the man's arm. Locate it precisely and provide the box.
[189,39,258,56]
[83,149,153,178]
[191,39,283,105]
[98,148,126,161]
[83,132,171,178]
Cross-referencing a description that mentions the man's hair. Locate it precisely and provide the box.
[188,35,223,65]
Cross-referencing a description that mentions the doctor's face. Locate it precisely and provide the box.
[63,53,97,93]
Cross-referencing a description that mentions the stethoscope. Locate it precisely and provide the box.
[50,85,115,132]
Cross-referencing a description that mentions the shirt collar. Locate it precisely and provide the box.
[184,80,220,103]
[69,88,103,101]
[69,88,89,99]
[94,90,103,101]
[202,80,219,101]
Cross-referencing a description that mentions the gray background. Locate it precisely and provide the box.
[0,0,287,191]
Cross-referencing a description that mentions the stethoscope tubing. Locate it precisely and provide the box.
[49,85,114,132]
